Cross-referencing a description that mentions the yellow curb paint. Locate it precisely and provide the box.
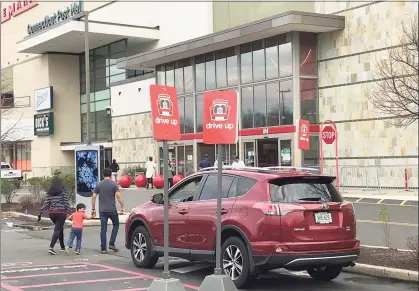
[377,199,384,204]
[356,219,418,227]
[400,200,407,206]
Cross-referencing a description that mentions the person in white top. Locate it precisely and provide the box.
[145,157,156,189]
[231,156,245,169]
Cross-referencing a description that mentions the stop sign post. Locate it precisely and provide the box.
[320,121,340,190]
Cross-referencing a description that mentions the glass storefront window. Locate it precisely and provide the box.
[216,49,227,88]
[280,80,293,125]
[279,35,292,77]
[252,40,265,82]
[303,135,319,167]
[299,32,317,76]
[178,96,185,134]
[253,84,266,128]
[175,60,184,95]
[184,95,194,133]
[195,93,203,132]
[241,87,253,129]
[265,37,278,79]
[266,82,280,126]
[240,43,252,84]
[205,53,216,90]
[165,62,175,87]
[300,79,318,124]
[226,47,237,86]
[195,55,205,92]
[156,65,166,85]
[183,58,194,93]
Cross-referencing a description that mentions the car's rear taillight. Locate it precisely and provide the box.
[340,200,355,215]
[254,203,280,216]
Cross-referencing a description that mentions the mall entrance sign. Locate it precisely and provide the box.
[27,1,83,35]
[297,119,310,150]
[1,1,38,23]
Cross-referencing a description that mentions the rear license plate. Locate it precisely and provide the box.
[314,212,332,224]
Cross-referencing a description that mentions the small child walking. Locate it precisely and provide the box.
[66,203,90,255]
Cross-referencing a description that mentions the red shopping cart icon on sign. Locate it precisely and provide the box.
[157,94,173,116]
[209,99,231,121]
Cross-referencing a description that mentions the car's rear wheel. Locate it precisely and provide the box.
[222,237,250,289]
[306,265,343,281]
[130,226,158,268]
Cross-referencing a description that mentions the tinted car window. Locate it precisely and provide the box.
[227,178,238,198]
[269,176,343,203]
[169,176,203,203]
[236,177,257,197]
[199,175,235,201]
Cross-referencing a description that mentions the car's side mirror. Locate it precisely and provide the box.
[151,193,164,204]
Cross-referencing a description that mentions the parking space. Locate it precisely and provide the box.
[1,262,199,291]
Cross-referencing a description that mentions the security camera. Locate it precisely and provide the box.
[106,106,112,116]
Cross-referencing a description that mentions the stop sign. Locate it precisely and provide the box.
[322,126,336,144]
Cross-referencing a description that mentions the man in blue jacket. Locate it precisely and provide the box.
[199,154,212,169]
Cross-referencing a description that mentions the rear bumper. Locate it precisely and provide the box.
[253,250,360,269]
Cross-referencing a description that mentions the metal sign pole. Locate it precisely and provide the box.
[162,140,170,279]
[84,10,91,146]
[214,144,223,275]
[0,1,3,218]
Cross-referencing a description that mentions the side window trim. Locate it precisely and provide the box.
[169,174,207,204]
[196,174,236,201]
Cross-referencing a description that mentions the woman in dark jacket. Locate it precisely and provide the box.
[38,169,73,255]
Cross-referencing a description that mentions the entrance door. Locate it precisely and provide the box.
[243,141,256,167]
[257,138,279,167]
[279,139,292,166]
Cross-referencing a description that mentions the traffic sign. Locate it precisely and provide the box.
[322,125,336,144]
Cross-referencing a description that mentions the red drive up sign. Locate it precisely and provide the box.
[297,119,310,150]
[203,91,238,144]
[149,85,181,141]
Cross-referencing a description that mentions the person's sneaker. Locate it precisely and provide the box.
[75,250,81,255]
[109,245,119,252]
[48,248,56,255]
[60,248,66,252]
[101,249,107,254]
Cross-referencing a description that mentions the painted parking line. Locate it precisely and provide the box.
[0,262,200,291]
[356,219,418,227]
[348,198,418,207]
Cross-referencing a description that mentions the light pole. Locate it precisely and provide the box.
[84,10,91,145]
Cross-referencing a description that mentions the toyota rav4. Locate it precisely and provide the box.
[125,166,359,288]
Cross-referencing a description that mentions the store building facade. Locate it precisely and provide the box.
[1,1,417,188]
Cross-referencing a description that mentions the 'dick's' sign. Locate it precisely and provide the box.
[149,85,181,141]
[203,91,238,144]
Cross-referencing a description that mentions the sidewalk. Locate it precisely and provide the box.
[340,188,418,201]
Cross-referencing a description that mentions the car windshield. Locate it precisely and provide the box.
[269,176,343,203]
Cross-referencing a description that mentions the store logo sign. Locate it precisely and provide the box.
[27,1,83,35]
[1,1,38,23]
[34,86,53,111]
[34,112,54,136]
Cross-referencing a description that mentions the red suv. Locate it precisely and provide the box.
[125,167,359,288]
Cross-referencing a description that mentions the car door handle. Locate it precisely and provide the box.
[221,208,228,215]
[178,209,188,215]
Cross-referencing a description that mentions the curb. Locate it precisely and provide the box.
[344,263,418,282]
[6,212,128,226]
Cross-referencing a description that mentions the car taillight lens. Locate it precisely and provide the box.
[340,200,355,215]
[254,203,280,216]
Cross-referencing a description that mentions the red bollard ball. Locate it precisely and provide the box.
[173,174,184,185]
[153,175,164,189]
[135,174,147,188]
[119,175,132,188]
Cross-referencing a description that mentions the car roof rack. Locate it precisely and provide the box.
[198,166,320,174]
[263,166,321,174]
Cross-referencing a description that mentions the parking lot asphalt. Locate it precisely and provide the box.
[1,225,418,291]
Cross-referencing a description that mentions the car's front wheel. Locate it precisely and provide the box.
[130,226,158,268]
[221,237,251,289]
[306,265,343,281]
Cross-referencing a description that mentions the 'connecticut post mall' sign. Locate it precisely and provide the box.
[27,1,83,35]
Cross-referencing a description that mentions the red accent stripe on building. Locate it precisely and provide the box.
[176,124,320,141]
